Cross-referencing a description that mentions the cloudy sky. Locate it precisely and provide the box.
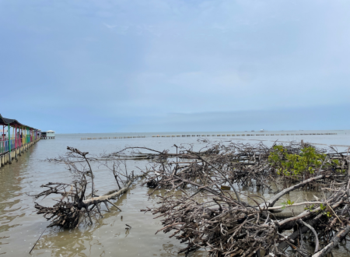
[0,0,349,133]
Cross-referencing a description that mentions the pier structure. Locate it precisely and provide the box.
[0,113,40,169]
[41,130,55,139]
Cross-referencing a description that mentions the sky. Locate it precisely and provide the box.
[0,0,349,133]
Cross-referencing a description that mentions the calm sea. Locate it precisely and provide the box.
[0,130,349,256]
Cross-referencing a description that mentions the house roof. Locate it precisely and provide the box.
[0,113,38,130]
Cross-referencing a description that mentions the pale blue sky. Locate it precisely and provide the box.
[0,0,349,133]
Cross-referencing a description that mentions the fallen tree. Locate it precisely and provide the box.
[34,147,149,229]
[135,141,350,256]
[33,141,350,256]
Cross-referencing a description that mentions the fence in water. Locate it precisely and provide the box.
[81,132,337,140]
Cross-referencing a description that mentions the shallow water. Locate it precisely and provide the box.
[0,130,349,256]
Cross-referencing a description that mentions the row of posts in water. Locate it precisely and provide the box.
[0,138,40,169]
[81,132,337,140]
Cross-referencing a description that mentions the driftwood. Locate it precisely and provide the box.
[31,146,153,254]
[34,142,350,256]
[312,225,350,257]
[34,147,149,229]
[133,141,350,256]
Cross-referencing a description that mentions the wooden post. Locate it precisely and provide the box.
[20,127,22,154]
[1,126,3,155]
[348,148,350,176]
[2,125,4,155]
[14,126,16,149]
[23,127,25,150]
[20,127,22,153]
[8,124,11,164]
[14,125,17,160]
[174,144,178,163]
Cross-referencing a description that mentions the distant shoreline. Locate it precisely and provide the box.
[56,129,350,135]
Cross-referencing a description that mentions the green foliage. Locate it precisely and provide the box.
[304,204,315,211]
[304,203,332,217]
[268,145,340,177]
[281,199,294,210]
[319,203,332,217]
